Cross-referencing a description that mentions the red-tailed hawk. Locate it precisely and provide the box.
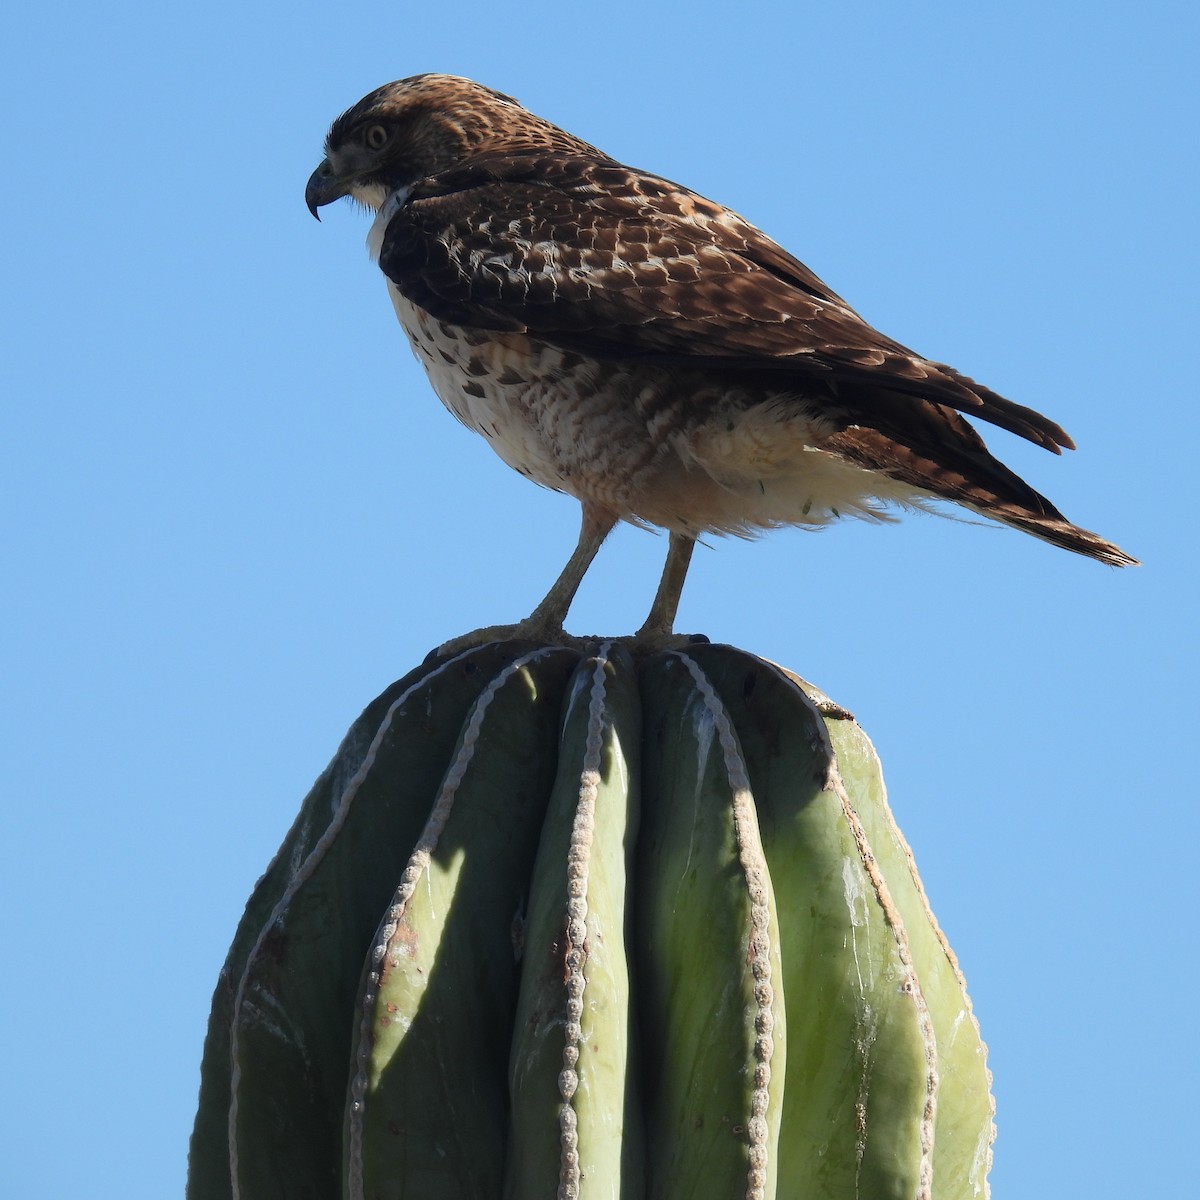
[306,74,1135,643]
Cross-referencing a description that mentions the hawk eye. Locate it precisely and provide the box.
[364,124,389,151]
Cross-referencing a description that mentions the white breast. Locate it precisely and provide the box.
[385,282,590,492]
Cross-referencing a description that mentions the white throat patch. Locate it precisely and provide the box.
[366,186,413,262]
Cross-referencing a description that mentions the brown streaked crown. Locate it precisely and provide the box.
[319,74,607,205]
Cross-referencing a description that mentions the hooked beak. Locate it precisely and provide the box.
[305,159,351,220]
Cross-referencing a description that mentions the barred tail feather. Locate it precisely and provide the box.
[985,508,1139,567]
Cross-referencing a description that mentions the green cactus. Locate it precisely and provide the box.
[189,641,993,1199]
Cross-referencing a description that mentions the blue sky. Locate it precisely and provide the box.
[2,2,1194,1195]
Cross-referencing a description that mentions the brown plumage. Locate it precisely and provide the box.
[306,74,1136,642]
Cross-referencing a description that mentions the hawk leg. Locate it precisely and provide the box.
[521,504,617,636]
[636,532,696,640]
[430,504,616,657]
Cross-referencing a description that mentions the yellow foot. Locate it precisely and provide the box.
[426,619,573,662]
[627,628,711,654]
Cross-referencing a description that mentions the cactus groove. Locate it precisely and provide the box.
[189,641,993,1199]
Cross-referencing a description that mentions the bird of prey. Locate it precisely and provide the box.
[306,74,1135,644]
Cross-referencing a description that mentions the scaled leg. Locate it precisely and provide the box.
[636,533,696,639]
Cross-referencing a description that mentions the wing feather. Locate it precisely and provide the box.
[377,153,1072,453]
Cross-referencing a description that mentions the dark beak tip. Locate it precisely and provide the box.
[305,161,339,221]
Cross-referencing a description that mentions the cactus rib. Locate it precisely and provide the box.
[637,651,785,1200]
[678,652,779,1200]
[506,644,644,1199]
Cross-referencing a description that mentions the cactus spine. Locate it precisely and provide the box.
[190,642,993,1199]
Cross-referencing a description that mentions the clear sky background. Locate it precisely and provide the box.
[2,2,1194,1196]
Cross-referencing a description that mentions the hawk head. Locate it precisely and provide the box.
[305,73,597,217]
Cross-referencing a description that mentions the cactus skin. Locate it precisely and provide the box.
[189,642,993,1200]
